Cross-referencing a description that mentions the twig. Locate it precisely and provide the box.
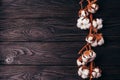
[89,61,93,80]
[78,43,89,54]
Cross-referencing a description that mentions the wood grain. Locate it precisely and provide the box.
[0,0,120,41]
[0,66,78,80]
[0,0,78,19]
[0,18,120,41]
[0,66,119,80]
[0,0,120,19]
[0,0,120,79]
[0,42,119,65]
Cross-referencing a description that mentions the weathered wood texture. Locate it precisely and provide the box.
[0,0,120,41]
[0,0,120,80]
[0,66,119,80]
[0,42,119,65]
[0,19,120,41]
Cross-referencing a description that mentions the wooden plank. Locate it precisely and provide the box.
[0,42,119,65]
[0,0,78,19]
[0,0,120,41]
[0,19,120,41]
[0,66,78,80]
[0,0,120,19]
[0,65,119,80]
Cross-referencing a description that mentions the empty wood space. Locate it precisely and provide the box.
[0,0,120,80]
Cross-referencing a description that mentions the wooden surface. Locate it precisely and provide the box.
[0,0,120,80]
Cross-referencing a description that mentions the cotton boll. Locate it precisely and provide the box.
[88,8,95,13]
[77,59,82,66]
[82,56,88,62]
[92,20,97,28]
[81,74,88,79]
[86,34,94,43]
[91,40,98,47]
[98,38,104,46]
[78,66,90,79]
[81,10,86,17]
[77,22,81,28]
[78,67,83,76]
[96,18,103,29]
[78,10,89,17]
[93,68,102,78]
[96,73,101,78]
[86,23,91,29]
[80,10,89,17]
[91,4,99,11]
[87,3,99,13]
[92,18,103,29]
[97,24,103,29]
[89,51,96,58]
[77,59,85,66]
[82,50,96,63]
[77,17,91,30]
[77,17,84,23]
[92,72,97,78]
[94,68,100,73]
[82,18,89,24]
[78,70,82,76]
[82,69,89,76]
[88,51,96,62]
[96,18,103,25]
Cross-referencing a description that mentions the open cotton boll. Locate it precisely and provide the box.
[88,8,95,13]
[93,68,102,78]
[82,50,96,63]
[96,18,103,25]
[86,34,95,43]
[96,18,103,29]
[78,70,82,76]
[91,40,98,47]
[78,67,83,76]
[82,69,89,76]
[94,68,100,73]
[95,33,104,46]
[96,72,102,78]
[92,72,101,78]
[91,4,99,11]
[82,56,88,62]
[78,66,90,79]
[97,24,103,29]
[77,17,91,30]
[77,58,85,66]
[88,51,96,62]
[98,37,104,46]
[81,10,86,17]
[81,74,88,79]
[77,17,84,22]
[82,18,90,24]
[79,10,89,17]
[92,20,97,28]
[92,18,103,29]
[92,72,97,78]
[88,3,99,13]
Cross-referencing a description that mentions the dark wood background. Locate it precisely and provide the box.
[0,0,120,80]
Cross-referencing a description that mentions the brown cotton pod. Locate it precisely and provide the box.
[82,50,96,62]
[83,50,91,58]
